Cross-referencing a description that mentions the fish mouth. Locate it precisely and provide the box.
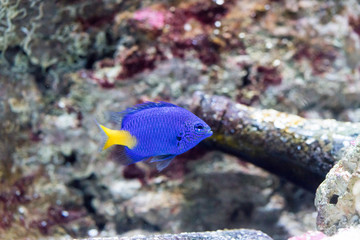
[207,130,213,136]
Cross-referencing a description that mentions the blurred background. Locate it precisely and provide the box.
[0,0,360,239]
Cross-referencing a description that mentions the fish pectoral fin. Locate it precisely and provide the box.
[150,154,175,162]
[156,158,175,172]
[150,154,176,171]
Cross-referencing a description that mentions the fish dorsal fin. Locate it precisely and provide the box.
[110,102,178,127]
[122,102,178,115]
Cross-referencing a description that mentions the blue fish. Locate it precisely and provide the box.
[97,102,213,171]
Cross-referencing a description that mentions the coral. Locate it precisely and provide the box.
[116,46,164,79]
[188,0,232,25]
[293,43,337,75]
[30,205,86,235]
[288,227,360,240]
[257,66,282,85]
[288,231,326,240]
[349,15,360,37]
[0,174,37,230]
[92,0,360,115]
[79,70,115,89]
[0,0,135,79]
[104,0,241,80]
[0,170,87,238]
[133,8,167,30]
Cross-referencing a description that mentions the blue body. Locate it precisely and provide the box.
[112,102,213,170]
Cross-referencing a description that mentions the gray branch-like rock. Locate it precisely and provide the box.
[82,229,273,240]
[180,92,360,191]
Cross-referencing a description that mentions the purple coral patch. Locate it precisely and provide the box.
[349,16,360,37]
[31,206,86,235]
[188,0,232,25]
[257,66,282,85]
[294,44,337,75]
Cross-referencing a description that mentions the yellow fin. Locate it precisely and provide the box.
[97,123,137,151]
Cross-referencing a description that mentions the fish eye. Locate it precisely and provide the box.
[194,123,205,132]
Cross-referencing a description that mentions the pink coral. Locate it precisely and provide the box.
[133,8,166,30]
[288,231,326,240]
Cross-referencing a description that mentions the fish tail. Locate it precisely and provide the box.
[95,120,137,151]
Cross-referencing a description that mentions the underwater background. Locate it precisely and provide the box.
[1,0,360,239]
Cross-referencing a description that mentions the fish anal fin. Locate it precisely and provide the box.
[112,146,144,165]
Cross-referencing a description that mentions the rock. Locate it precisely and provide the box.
[183,92,360,191]
[315,136,360,235]
[117,229,273,240]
